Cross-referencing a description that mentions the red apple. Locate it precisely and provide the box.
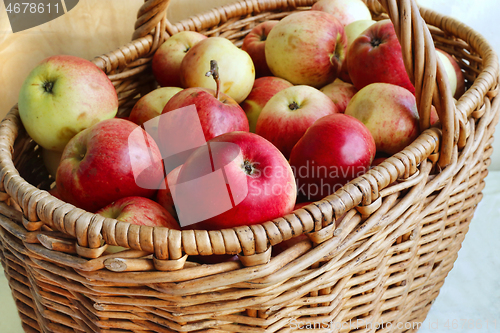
[348,20,415,94]
[156,164,182,220]
[129,87,183,126]
[152,31,207,87]
[240,76,293,132]
[241,20,279,78]
[437,49,465,99]
[48,186,63,200]
[345,83,420,155]
[97,196,180,229]
[56,118,164,212]
[290,113,376,202]
[255,85,340,159]
[172,131,296,230]
[319,79,358,113]
[312,0,372,27]
[265,11,347,88]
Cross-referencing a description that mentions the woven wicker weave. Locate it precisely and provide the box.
[0,0,498,332]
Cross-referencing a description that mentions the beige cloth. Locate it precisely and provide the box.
[0,0,236,119]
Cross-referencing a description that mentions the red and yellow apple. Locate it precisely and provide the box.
[345,83,420,155]
[265,11,347,88]
[256,85,339,159]
[319,79,358,113]
[97,196,180,229]
[437,49,465,99]
[56,118,164,212]
[18,55,118,152]
[240,76,293,132]
[311,0,372,27]
[180,37,255,103]
[129,87,183,126]
[241,20,279,78]
[152,31,207,87]
[347,20,415,94]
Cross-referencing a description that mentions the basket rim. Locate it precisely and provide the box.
[0,0,498,265]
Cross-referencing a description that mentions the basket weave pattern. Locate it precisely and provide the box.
[0,0,498,332]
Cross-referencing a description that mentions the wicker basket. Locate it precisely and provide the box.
[0,0,499,332]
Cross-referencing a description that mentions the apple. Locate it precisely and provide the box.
[152,31,207,87]
[348,20,415,94]
[129,87,183,126]
[18,55,118,152]
[255,85,339,159]
[156,164,182,220]
[173,131,296,230]
[265,11,347,88]
[437,49,465,99]
[289,113,376,202]
[345,83,420,155]
[241,20,279,78]
[42,148,63,178]
[97,196,180,229]
[240,76,293,132]
[56,118,164,212]
[48,186,63,200]
[339,19,377,83]
[319,79,358,113]
[312,0,372,27]
[180,37,255,103]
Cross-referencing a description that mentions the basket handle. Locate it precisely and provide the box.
[132,0,457,167]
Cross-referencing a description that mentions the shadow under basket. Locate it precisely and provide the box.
[0,0,499,332]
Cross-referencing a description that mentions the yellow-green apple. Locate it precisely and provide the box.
[56,118,164,212]
[174,131,296,230]
[289,113,376,201]
[437,49,465,99]
[265,11,347,88]
[320,79,358,113]
[18,55,118,152]
[97,196,180,229]
[348,20,415,94]
[240,76,293,132]
[156,164,182,220]
[42,149,63,178]
[129,87,183,126]
[152,31,207,87]
[345,83,420,155]
[255,85,339,159]
[180,37,255,103]
[339,19,376,82]
[311,0,372,27]
[241,20,279,78]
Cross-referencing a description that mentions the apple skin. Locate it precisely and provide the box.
[289,113,376,202]
[240,76,294,132]
[255,85,340,159]
[129,87,183,126]
[160,87,249,145]
[265,11,347,88]
[180,37,255,103]
[345,83,420,155]
[18,55,118,152]
[56,118,164,212]
[96,196,180,229]
[339,19,377,83]
[241,21,279,78]
[156,164,182,220]
[348,20,415,94]
[437,49,465,99]
[312,0,372,27]
[319,79,358,113]
[176,131,297,230]
[152,31,207,87]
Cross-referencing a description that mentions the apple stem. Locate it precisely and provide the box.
[205,60,221,100]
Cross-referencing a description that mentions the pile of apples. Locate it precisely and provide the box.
[17,0,465,251]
